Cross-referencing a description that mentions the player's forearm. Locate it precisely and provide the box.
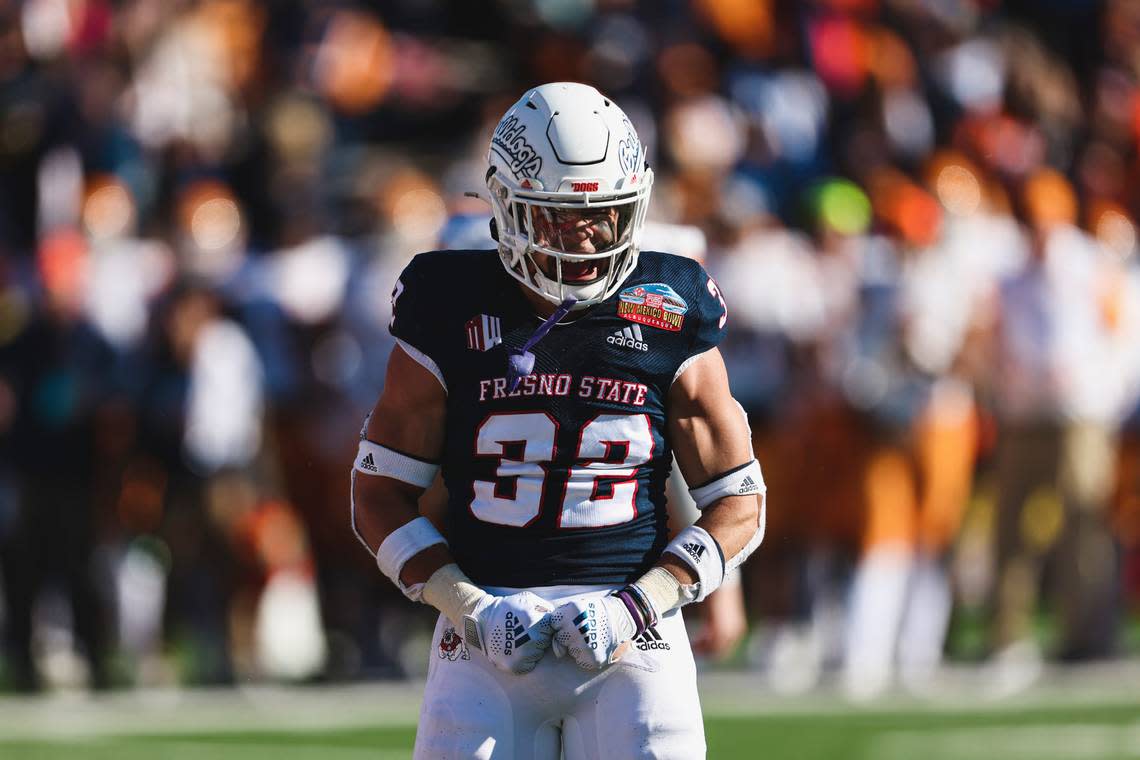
[351,470,458,597]
[351,473,427,553]
[354,482,474,618]
[655,493,760,582]
[624,466,765,631]
[692,492,763,562]
[360,519,454,588]
[400,543,454,587]
[640,494,758,604]
[656,553,698,586]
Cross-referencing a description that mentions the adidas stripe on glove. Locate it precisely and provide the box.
[463,591,556,674]
[549,594,639,670]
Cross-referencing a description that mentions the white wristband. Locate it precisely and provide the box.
[376,517,447,601]
[689,459,765,510]
[662,524,725,603]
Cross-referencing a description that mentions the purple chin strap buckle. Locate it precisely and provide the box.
[506,296,577,392]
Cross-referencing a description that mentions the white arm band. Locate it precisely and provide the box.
[354,439,439,488]
[688,459,765,509]
[662,524,724,603]
[375,516,447,602]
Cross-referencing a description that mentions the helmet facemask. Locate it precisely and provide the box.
[488,168,654,308]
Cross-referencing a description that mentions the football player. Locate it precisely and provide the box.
[352,82,765,759]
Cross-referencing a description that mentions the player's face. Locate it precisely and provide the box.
[528,206,621,283]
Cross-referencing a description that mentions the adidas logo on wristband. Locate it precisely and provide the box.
[682,542,705,563]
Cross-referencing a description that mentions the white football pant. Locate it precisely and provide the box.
[414,585,705,760]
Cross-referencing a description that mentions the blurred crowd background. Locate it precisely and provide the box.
[2,0,1140,700]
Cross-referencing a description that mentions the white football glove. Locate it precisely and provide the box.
[422,564,555,675]
[462,590,555,674]
[549,595,638,671]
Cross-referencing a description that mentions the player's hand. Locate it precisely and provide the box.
[549,595,638,670]
[463,591,555,674]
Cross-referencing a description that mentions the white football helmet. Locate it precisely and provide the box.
[484,82,654,308]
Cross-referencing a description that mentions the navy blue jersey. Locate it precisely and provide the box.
[389,250,728,586]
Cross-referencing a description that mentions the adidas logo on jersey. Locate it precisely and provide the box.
[359,453,378,473]
[634,626,671,651]
[738,475,757,494]
[682,542,705,563]
[607,324,649,352]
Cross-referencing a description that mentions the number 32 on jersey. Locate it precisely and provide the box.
[471,412,653,529]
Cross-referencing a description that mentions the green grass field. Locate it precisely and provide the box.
[1,673,1138,759]
[4,706,1140,760]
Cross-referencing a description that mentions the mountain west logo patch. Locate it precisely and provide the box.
[465,314,502,351]
[438,626,470,661]
[617,283,687,332]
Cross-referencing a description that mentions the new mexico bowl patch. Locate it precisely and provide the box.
[617,283,687,332]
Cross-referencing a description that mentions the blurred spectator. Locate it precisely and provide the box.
[0,232,118,691]
[128,281,264,684]
[890,151,1023,688]
[986,169,1137,675]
